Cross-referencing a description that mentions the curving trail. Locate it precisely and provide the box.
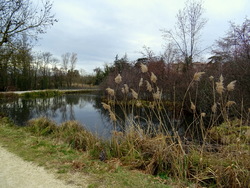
[0,146,82,188]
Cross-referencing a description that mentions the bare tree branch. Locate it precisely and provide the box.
[0,0,57,47]
[162,0,207,67]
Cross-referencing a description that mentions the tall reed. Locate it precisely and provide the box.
[101,63,250,187]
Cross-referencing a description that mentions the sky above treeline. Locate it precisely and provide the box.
[33,0,250,73]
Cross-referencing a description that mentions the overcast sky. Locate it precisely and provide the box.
[33,0,250,73]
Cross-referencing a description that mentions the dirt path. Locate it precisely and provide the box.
[0,145,84,188]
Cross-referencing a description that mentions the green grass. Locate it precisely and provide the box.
[0,89,99,100]
[1,116,249,187]
[20,90,62,98]
[0,117,170,188]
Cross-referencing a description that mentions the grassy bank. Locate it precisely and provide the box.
[0,116,249,187]
[0,117,170,188]
[0,88,99,99]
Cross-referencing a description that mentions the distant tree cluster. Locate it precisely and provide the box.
[0,0,94,91]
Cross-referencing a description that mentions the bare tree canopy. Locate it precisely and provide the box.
[162,0,207,66]
[212,18,250,62]
[0,0,57,47]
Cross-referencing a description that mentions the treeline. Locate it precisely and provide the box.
[0,44,97,91]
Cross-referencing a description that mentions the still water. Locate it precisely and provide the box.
[0,93,184,139]
[0,94,116,138]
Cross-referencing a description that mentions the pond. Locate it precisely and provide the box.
[0,93,185,139]
[0,93,116,138]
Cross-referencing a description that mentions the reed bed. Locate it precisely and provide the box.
[99,64,250,187]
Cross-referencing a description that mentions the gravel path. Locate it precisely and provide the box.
[0,146,82,188]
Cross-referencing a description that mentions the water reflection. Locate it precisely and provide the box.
[0,93,182,139]
[0,94,115,138]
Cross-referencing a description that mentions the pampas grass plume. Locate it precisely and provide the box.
[139,78,143,87]
[227,80,236,91]
[146,80,153,92]
[209,76,214,81]
[109,111,117,122]
[150,72,157,83]
[131,89,138,99]
[101,102,111,111]
[191,101,196,112]
[212,103,217,113]
[140,63,148,73]
[216,75,224,95]
[201,112,206,117]
[124,84,129,93]
[106,87,115,96]
[193,72,205,81]
[226,101,236,107]
[153,87,162,100]
[115,74,122,84]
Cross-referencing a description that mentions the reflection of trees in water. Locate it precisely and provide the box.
[0,93,114,127]
[0,94,92,125]
[93,99,174,133]
[0,94,174,134]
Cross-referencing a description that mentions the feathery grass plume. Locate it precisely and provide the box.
[150,72,157,83]
[124,84,129,93]
[149,102,154,109]
[145,80,153,92]
[139,78,143,87]
[212,103,217,113]
[115,74,122,84]
[131,89,138,99]
[153,87,162,100]
[193,72,205,81]
[106,87,115,96]
[216,75,224,95]
[201,112,206,117]
[109,111,117,122]
[121,87,125,94]
[136,101,142,107]
[140,63,148,73]
[101,102,111,111]
[191,101,196,112]
[209,76,214,81]
[226,101,236,107]
[227,80,236,91]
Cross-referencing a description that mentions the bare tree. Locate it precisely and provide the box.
[61,52,70,73]
[70,52,77,71]
[0,0,57,47]
[162,0,207,67]
[161,43,179,64]
[212,18,250,62]
[140,45,155,60]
